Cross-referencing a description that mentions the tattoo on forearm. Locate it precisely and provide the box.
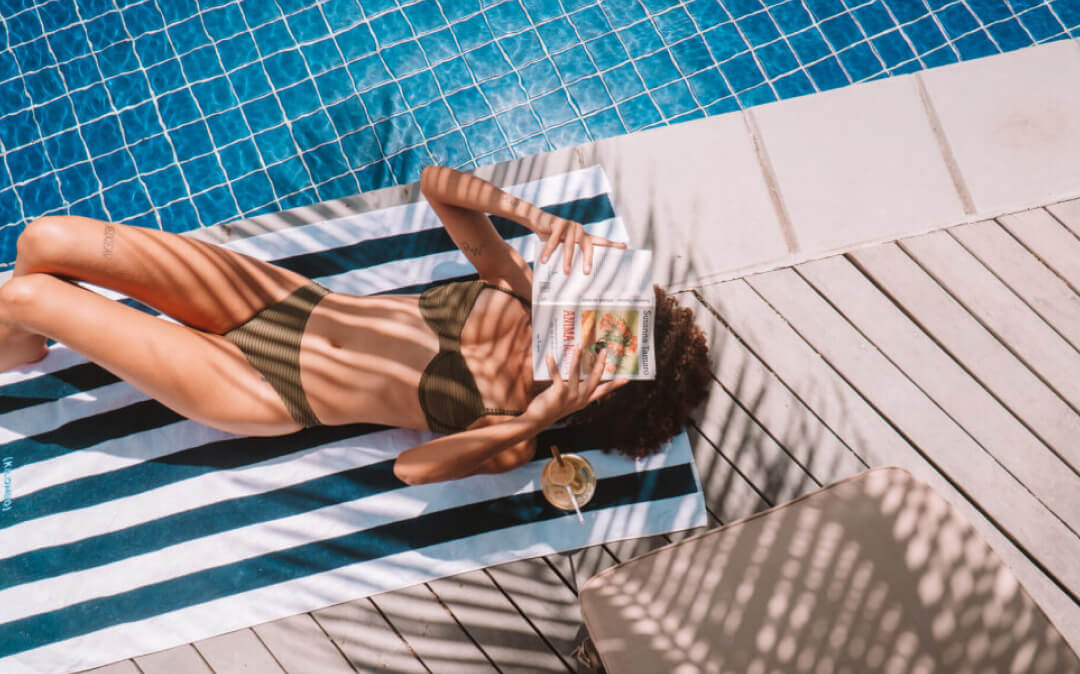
[462,241,484,257]
[102,224,115,259]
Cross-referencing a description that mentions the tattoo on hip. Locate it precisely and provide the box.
[102,224,115,259]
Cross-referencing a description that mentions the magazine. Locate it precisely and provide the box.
[532,247,655,381]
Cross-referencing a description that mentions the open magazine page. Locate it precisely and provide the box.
[533,248,655,381]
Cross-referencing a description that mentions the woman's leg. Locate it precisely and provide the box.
[0,273,302,435]
[1,215,313,369]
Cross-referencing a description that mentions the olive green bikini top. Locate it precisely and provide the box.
[418,280,531,434]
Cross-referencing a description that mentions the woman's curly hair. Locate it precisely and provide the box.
[556,285,711,458]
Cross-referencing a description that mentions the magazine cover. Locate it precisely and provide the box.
[533,248,655,381]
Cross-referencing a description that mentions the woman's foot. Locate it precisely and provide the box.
[0,330,48,372]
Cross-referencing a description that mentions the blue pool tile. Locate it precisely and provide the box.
[144,165,188,205]
[181,45,224,81]
[873,29,916,68]
[1051,0,1080,32]
[387,146,430,185]
[349,53,393,90]
[289,6,331,43]
[500,29,545,68]
[219,138,262,180]
[231,63,272,102]
[772,69,814,97]
[93,148,137,184]
[882,0,927,24]
[496,104,541,141]
[134,30,173,66]
[839,41,885,80]
[119,101,163,140]
[616,93,663,131]
[279,188,318,211]
[426,130,472,167]
[323,0,361,32]
[480,72,527,111]
[703,22,749,61]
[265,48,306,90]
[36,97,77,139]
[0,190,22,227]
[69,194,111,221]
[8,143,50,185]
[396,69,439,108]
[920,44,959,67]
[303,38,345,75]
[122,1,165,35]
[339,23,378,62]
[159,199,200,233]
[736,81,776,106]
[986,18,1032,51]
[511,134,549,157]
[181,154,225,189]
[41,0,78,33]
[253,20,294,55]
[719,51,765,90]
[567,75,613,115]
[602,61,645,101]
[327,95,369,132]
[203,3,245,41]
[312,66,352,105]
[384,40,429,78]
[637,50,681,89]
[769,1,811,34]
[421,28,463,63]
[158,0,198,25]
[233,170,276,209]
[583,107,625,138]
[7,6,42,44]
[371,9,414,47]
[546,119,589,147]
[756,39,799,78]
[193,75,238,114]
[294,110,338,148]
[402,0,446,36]
[433,56,474,93]
[57,165,99,203]
[803,0,844,21]
[48,25,90,62]
[653,79,698,118]
[98,41,140,80]
[904,16,948,53]
[853,2,895,36]
[81,12,121,48]
[446,85,491,125]
[518,0,561,22]
[954,29,1000,59]
[206,108,248,146]
[487,1,531,35]
[518,58,561,97]
[238,0,281,28]
[107,71,152,109]
[0,81,29,118]
[967,0,1012,24]
[279,79,320,119]
[413,99,456,137]
[687,66,730,104]
[584,33,629,71]
[820,13,863,49]
[159,89,202,128]
[24,66,65,103]
[340,127,383,169]
[1018,7,1066,40]
[805,55,849,90]
[465,41,513,81]
[360,81,409,122]
[130,134,175,174]
[14,39,53,73]
[461,117,504,155]
[256,125,298,164]
[44,129,87,169]
[570,6,612,42]
[537,16,579,53]
[84,114,125,156]
[147,59,186,95]
[938,3,980,38]
[532,88,577,126]
[686,0,729,30]
[267,156,309,197]
[169,16,212,55]
[738,11,781,47]
[0,111,38,151]
[318,171,360,202]
[169,120,213,162]
[719,0,764,16]
[890,60,923,76]
[671,36,715,74]
[617,20,664,54]
[17,176,64,218]
[192,185,238,227]
[103,178,152,221]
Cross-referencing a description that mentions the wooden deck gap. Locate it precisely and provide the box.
[687,416,780,510]
[895,239,1080,421]
[363,597,433,674]
[480,568,575,673]
[248,628,288,674]
[997,213,1080,298]
[689,287,869,473]
[304,612,361,674]
[422,583,503,673]
[541,556,578,597]
[791,264,1080,540]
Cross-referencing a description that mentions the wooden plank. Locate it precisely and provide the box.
[1047,198,1080,239]
[796,254,1080,535]
[80,661,141,674]
[697,278,1080,651]
[133,645,213,674]
[427,570,569,673]
[483,559,582,666]
[687,290,868,486]
[252,613,355,674]
[901,229,1080,411]
[849,242,1080,475]
[998,208,1080,293]
[950,219,1080,351]
[193,629,284,673]
[746,266,1080,592]
[313,598,428,673]
[369,584,497,673]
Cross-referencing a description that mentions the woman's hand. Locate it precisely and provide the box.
[538,215,627,274]
[526,347,629,427]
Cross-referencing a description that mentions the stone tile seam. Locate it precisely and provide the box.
[743,109,800,255]
[913,73,976,217]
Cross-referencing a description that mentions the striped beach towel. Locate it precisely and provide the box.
[0,166,706,674]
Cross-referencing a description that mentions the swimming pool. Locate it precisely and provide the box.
[1,0,1077,268]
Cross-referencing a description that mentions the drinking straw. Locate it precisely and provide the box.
[566,485,585,524]
[552,445,565,467]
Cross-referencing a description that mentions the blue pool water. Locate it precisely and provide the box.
[1,0,1078,268]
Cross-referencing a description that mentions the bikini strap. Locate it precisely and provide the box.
[481,282,531,307]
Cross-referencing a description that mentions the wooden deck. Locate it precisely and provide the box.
[84,201,1080,673]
